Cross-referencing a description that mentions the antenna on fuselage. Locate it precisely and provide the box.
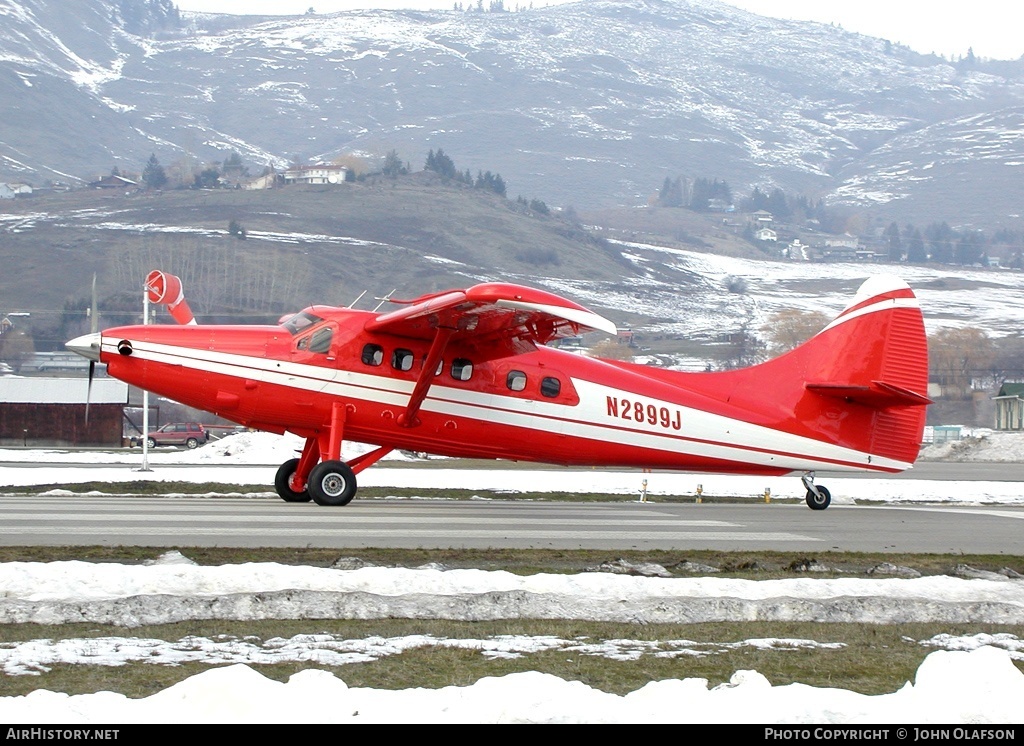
[372,289,397,312]
[346,290,367,309]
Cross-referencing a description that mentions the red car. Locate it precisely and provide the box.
[145,422,209,449]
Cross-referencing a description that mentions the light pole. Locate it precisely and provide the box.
[137,287,152,473]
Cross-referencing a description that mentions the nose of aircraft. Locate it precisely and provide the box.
[66,332,101,362]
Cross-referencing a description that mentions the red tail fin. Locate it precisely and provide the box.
[682,275,930,468]
[770,275,931,465]
[800,275,931,464]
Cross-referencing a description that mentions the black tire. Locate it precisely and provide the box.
[274,458,311,503]
[146,437,156,449]
[805,485,831,510]
[308,460,357,506]
[185,437,199,449]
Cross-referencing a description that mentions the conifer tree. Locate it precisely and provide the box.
[142,153,168,189]
[425,148,456,178]
[906,228,927,263]
[884,222,902,262]
[382,150,406,176]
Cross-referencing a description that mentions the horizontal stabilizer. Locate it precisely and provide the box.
[806,380,933,408]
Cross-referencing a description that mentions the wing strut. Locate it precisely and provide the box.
[398,326,455,428]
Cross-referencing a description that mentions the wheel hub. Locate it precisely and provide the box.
[321,474,346,497]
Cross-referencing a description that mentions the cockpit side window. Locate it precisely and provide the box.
[308,327,333,354]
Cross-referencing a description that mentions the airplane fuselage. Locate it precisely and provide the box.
[96,306,911,477]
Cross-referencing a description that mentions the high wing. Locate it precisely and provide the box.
[364,282,617,356]
[364,282,616,428]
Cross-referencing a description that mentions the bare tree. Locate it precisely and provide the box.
[109,235,311,321]
[588,338,633,361]
[929,327,995,399]
[0,328,35,372]
[991,335,1024,383]
[760,308,830,357]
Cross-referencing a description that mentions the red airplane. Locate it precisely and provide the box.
[67,271,930,510]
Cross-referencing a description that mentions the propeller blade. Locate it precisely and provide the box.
[91,273,98,334]
[68,310,101,428]
[85,359,95,426]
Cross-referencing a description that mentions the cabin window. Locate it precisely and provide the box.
[392,348,415,372]
[540,376,561,398]
[506,370,527,392]
[451,358,473,381]
[282,311,323,335]
[308,327,333,354]
[361,344,384,366]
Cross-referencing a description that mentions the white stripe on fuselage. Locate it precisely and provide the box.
[103,330,911,473]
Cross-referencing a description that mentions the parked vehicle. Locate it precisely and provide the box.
[144,422,209,449]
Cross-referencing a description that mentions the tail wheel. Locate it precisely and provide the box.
[274,458,311,503]
[308,460,357,506]
[805,485,831,510]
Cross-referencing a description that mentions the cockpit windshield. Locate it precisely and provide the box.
[281,311,324,336]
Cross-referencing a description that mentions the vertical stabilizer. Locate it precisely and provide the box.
[685,275,931,469]
[801,275,930,464]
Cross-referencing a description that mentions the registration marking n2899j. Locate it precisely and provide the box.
[606,396,682,431]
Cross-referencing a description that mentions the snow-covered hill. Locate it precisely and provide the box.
[2,0,1024,228]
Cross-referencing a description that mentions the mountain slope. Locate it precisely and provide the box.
[1,0,1023,229]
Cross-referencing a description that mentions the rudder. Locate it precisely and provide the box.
[803,275,930,465]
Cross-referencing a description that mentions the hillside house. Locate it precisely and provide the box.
[823,234,859,249]
[784,239,807,260]
[283,164,349,185]
[0,183,32,199]
[756,228,777,242]
[243,173,280,190]
[89,174,138,190]
[993,383,1024,431]
[812,234,879,262]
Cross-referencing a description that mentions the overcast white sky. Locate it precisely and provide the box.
[174,0,1024,61]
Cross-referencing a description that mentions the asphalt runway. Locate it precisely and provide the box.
[0,493,1022,553]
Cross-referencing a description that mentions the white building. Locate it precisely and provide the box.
[0,183,32,199]
[283,164,349,185]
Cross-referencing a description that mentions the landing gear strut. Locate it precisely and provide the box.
[272,421,395,506]
[801,472,831,511]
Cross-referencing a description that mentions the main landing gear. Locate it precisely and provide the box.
[273,433,393,507]
[275,458,359,506]
[801,472,831,511]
